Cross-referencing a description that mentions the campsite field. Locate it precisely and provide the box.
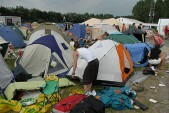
[61,38,169,113]
[5,39,169,113]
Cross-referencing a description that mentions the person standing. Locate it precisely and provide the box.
[122,23,126,32]
[69,38,75,50]
[85,24,92,40]
[72,42,99,94]
[164,25,169,39]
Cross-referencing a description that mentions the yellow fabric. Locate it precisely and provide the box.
[21,93,61,113]
[0,98,22,113]
[58,78,76,87]
[71,89,84,95]
[44,75,58,81]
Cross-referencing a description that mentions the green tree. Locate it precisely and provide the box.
[162,0,169,18]
[154,0,163,23]
[132,0,154,22]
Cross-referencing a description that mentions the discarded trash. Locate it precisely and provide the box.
[166,55,169,59]
[150,86,155,89]
[166,71,169,73]
[134,105,140,109]
[149,99,158,103]
[159,84,165,87]
[151,66,155,71]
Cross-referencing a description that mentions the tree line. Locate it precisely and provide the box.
[0,0,168,24]
[0,6,114,23]
[132,0,169,23]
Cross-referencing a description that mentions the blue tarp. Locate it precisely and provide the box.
[0,24,26,48]
[124,43,153,67]
[68,24,86,39]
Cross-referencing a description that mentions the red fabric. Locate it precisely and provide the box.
[54,94,87,112]
[154,35,164,45]
[164,26,169,34]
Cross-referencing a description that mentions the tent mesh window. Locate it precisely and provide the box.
[45,29,51,35]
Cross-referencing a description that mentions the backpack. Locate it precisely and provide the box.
[53,94,87,113]
[70,95,105,113]
[143,67,155,75]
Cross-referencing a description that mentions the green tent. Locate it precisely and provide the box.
[108,34,139,44]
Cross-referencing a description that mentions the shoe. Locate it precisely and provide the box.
[85,91,92,96]
[91,90,96,96]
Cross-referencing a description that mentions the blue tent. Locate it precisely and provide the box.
[124,43,153,67]
[0,24,26,48]
[68,24,86,39]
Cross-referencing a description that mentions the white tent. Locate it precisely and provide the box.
[17,24,73,77]
[92,24,118,39]
[101,18,123,30]
[117,17,143,27]
[69,40,134,86]
[28,23,65,44]
[82,18,102,26]
[157,19,169,36]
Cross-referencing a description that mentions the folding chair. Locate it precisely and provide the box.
[40,75,60,107]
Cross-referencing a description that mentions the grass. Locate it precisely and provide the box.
[5,58,15,70]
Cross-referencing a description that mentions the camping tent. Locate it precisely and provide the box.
[28,23,65,44]
[124,43,153,67]
[69,40,134,86]
[9,25,25,40]
[123,28,147,42]
[82,18,102,26]
[0,24,26,48]
[108,31,139,44]
[101,18,123,30]
[0,54,14,90]
[117,17,143,28]
[17,34,73,77]
[20,26,32,39]
[92,24,118,39]
[157,19,169,36]
[68,24,86,39]
[31,22,40,29]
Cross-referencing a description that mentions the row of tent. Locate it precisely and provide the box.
[0,24,26,48]
[1,23,153,91]
[67,23,147,42]
[0,23,35,48]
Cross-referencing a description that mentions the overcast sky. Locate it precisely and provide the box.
[0,0,140,16]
